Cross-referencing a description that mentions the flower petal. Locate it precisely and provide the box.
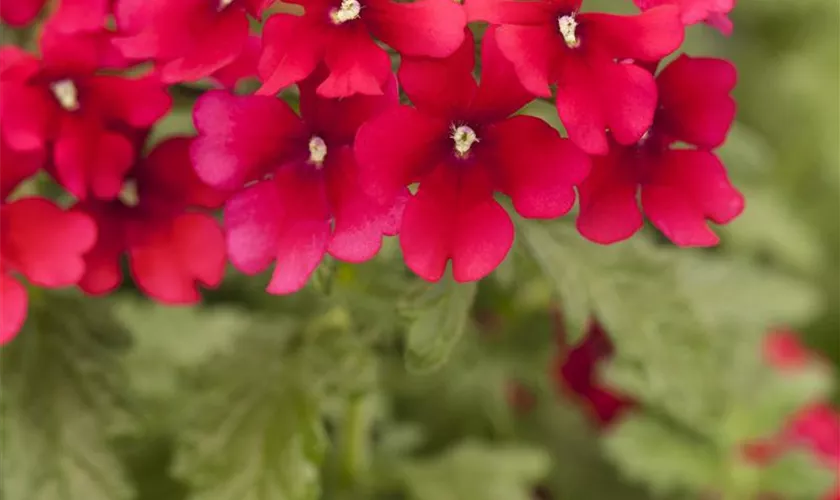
[0,273,27,344]
[224,179,285,275]
[354,105,449,202]
[398,28,477,118]
[576,148,643,244]
[400,162,513,282]
[0,82,57,152]
[87,72,173,128]
[0,0,46,26]
[266,166,331,294]
[74,200,128,296]
[469,25,535,122]
[257,13,329,96]
[494,24,559,98]
[160,8,250,83]
[554,55,608,155]
[0,197,97,287]
[327,146,407,262]
[191,90,306,190]
[583,6,685,62]
[465,0,565,25]
[53,117,135,200]
[318,23,392,98]
[1,136,44,199]
[129,212,226,303]
[366,0,466,58]
[484,115,590,219]
[299,71,398,146]
[211,35,262,90]
[656,54,737,149]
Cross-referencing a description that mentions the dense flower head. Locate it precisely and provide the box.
[74,137,228,304]
[355,28,590,282]
[191,71,403,294]
[0,198,97,344]
[257,0,467,98]
[0,36,171,201]
[468,0,685,155]
[576,54,743,246]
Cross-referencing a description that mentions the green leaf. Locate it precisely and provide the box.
[400,441,549,500]
[1,292,135,500]
[517,220,592,345]
[604,415,720,497]
[403,275,477,373]
[756,450,837,499]
[173,326,328,500]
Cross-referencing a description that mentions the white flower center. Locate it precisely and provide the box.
[558,15,580,48]
[218,0,235,9]
[330,0,361,24]
[451,125,478,157]
[50,79,79,111]
[308,136,328,167]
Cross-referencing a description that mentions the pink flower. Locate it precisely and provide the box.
[0,136,44,200]
[634,0,735,35]
[211,35,262,90]
[355,28,589,283]
[191,74,403,294]
[576,54,743,247]
[0,41,171,200]
[257,0,467,98]
[0,0,48,26]
[468,0,685,155]
[0,197,97,344]
[113,0,271,83]
[75,137,228,304]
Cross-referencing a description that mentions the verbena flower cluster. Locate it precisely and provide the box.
[0,0,741,342]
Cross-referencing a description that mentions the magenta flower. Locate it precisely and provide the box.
[0,40,171,200]
[74,137,229,303]
[0,198,97,343]
[355,28,590,282]
[469,0,685,155]
[576,55,743,246]
[257,0,467,98]
[191,74,403,294]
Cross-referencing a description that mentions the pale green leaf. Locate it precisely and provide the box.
[173,325,329,500]
[757,450,837,499]
[604,415,720,497]
[400,441,549,500]
[1,292,134,500]
[404,276,477,373]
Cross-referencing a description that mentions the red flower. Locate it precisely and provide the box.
[0,40,171,200]
[553,320,634,426]
[211,35,262,90]
[469,0,684,155]
[576,54,743,246]
[0,136,44,200]
[0,0,48,26]
[75,137,228,304]
[257,0,467,98]
[355,28,590,282]
[191,75,402,294]
[113,0,270,83]
[0,197,97,343]
[634,0,735,35]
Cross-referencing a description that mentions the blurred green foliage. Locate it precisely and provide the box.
[2,0,839,499]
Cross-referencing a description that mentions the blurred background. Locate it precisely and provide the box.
[1,0,838,499]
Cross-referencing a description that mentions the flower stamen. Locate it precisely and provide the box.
[558,15,580,48]
[218,0,235,10]
[330,0,362,24]
[308,136,328,167]
[451,125,478,158]
[50,79,80,111]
